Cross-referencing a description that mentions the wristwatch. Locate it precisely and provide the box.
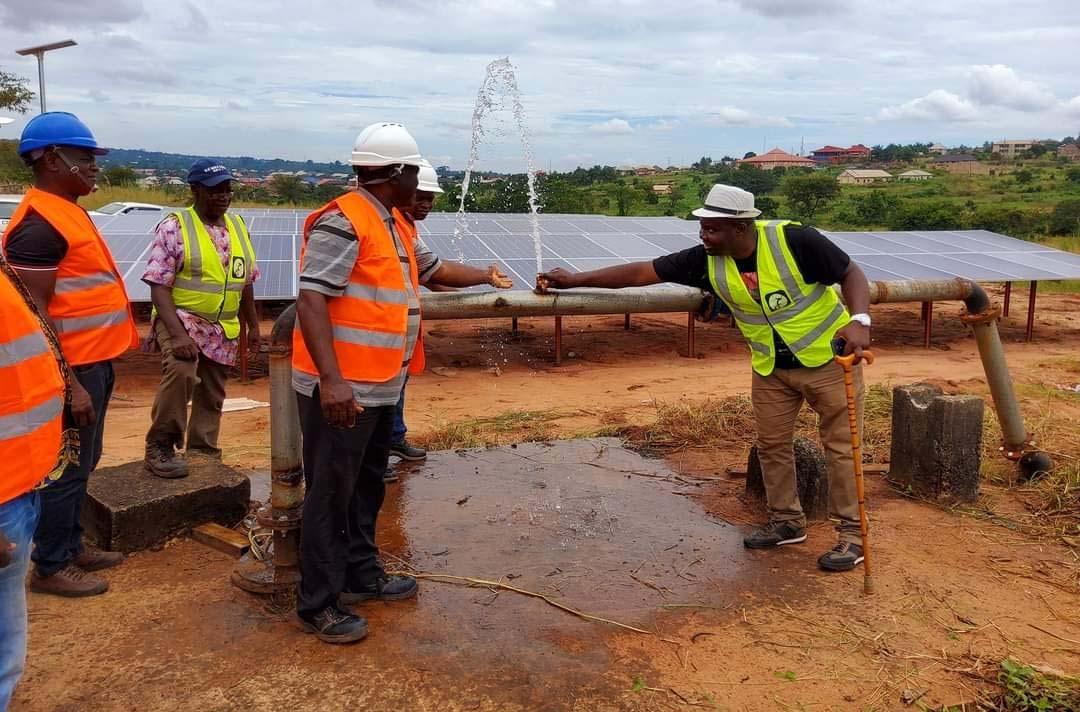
[849,313,872,327]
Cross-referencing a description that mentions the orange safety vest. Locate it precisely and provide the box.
[0,269,65,505]
[293,192,426,383]
[2,188,138,366]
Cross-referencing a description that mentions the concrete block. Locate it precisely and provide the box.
[890,384,984,503]
[81,459,251,553]
[745,436,829,519]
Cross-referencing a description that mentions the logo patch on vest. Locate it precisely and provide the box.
[764,290,792,311]
[231,256,246,280]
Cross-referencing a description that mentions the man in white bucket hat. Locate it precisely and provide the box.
[539,184,873,573]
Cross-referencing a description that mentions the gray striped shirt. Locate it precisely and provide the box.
[293,188,438,407]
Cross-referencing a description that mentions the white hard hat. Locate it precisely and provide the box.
[350,122,423,168]
[692,184,761,219]
[416,159,444,194]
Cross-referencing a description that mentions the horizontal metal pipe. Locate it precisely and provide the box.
[420,280,994,320]
[420,286,704,320]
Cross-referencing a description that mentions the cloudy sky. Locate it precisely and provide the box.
[1,0,1078,171]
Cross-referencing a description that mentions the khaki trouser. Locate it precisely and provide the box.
[145,319,229,456]
[751,360,864,544]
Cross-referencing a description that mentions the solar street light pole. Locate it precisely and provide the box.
[15,39,77,113]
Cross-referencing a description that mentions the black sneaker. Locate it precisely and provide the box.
[389,441,427,461]
[817,542,864,572]
[743,521,808,549]
[383,465,399,483]
[297,606,368,644]
[339,574,419,604]
[144,443,189,479]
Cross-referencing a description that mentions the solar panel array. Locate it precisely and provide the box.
[92,210,1080,302]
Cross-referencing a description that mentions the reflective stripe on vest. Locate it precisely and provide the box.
[1,187,137,366]
[292,192,425,383]
[707,220,850,376]
[0,272,65,505]
[166,208,255,340]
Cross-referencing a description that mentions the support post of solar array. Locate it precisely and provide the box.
[624,314,631,330]
[511,317,519,334]
[1003,281,1012,317]
[923,302,934,349]
[1026,281,1037,342]
[554,316,563,365]
[686,312,696,358]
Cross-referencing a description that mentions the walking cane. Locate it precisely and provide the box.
[834,349,875,595]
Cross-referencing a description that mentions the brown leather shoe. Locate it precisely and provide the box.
[30,564,109,597]
[74,546,124,572]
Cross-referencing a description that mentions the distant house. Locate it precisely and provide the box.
[634,165,661,176]
[928,143,947,155]
[930,154,990,175]
[652,183,673,195]
[738,148,817,170]
[811,144,872,165]
[837,169,894,185]
[1058,144,1080,162]
[897,169,933,182]
[991,139,1037,158]
[238,177,263,186]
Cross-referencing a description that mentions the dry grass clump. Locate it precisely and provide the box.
[414,410,563,451]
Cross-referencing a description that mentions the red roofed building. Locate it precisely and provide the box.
[737,148,817,170]
[811,144,872,165]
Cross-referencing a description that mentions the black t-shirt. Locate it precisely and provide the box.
[653,225,851,369]
[4,211,69,268]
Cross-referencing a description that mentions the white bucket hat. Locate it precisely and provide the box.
[692,184,762,219]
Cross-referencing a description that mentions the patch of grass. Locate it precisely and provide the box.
[413,409,565,450]
[996,658,1080,711]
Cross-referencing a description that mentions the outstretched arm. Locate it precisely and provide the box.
[536,261,662,291]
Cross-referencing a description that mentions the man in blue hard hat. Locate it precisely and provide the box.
[2,112,139,598]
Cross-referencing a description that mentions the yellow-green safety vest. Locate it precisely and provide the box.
[707,220,850,376]
[165,207,256,340]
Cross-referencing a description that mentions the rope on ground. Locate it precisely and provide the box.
[388,570,677,642]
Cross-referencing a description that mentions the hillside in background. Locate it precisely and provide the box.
[98,148,351,175]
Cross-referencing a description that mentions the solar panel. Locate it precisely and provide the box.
[95,210,1080,302]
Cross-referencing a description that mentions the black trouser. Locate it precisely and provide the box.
[32,361,114,577]
[296,389,393,618]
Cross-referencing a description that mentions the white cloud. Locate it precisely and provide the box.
[0,0,143,31]
[1062,96,1080,118]
[734,0,848,17]
[704,107,792,128]
[967,64,1056,111]
[713,54,761,75]
[587,118,634,135]
[877,90,979,122]
[649,119,680,131]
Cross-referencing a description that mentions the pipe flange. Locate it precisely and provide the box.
[999,436,1036,462]
[256,507,303,531]
[960,306,1002,325]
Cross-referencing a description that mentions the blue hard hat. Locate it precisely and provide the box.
[18,111,107,157]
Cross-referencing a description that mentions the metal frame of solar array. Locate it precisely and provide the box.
[95,210,1080,302]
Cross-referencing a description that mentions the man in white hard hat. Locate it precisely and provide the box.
[384,159,512,476]
[539,184,873,573]
[290,123,510,643]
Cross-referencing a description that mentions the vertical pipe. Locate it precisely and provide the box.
[920,301,928,322]
[624,313,631,330]
[511,317,519,334]
[269,306,302,579]
[554,316,563,365]
[923,301,933,348]
[36,54,46,113]
[1003,281,1012,318]
[969,316,1029,452]
[686,312,696,358]
[1026,281,1037,342]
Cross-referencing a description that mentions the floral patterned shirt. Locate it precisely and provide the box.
[141,214,259,366]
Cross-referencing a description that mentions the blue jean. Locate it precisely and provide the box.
[32,361,114,577]
[392,376,408,445]
[1,491,40,710]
